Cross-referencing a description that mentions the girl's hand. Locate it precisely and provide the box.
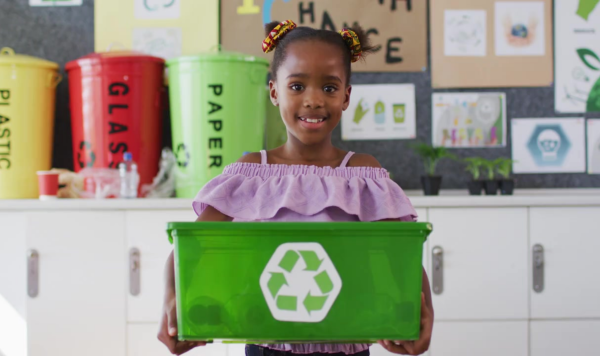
[157,290,206,355]
[377,293,433,355]
[157,252,206,355]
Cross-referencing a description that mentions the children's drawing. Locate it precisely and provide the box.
[444,10,487,57]
[495,1,545,56]
[587,119,600,173]
[556,0,600,112]
[432,93,506,148]
[512,118,586,173]
[342,84,416,141]
[132,28,182,60]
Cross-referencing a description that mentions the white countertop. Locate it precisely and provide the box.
[1,189,600,210]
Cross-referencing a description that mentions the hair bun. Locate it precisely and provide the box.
[262,20,297,54]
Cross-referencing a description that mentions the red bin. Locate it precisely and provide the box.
[66,51,165,194]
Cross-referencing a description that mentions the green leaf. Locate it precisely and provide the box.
[577,48,600,71]
[410,142,456,176]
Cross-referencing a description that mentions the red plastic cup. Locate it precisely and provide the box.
[37,171,60,200]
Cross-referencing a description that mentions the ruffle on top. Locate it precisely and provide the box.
[192,162,417,222]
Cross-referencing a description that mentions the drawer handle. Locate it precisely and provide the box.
[432,246,444,295]
[532,244,544,293]
[27,249,39,298]
[130,248,141,296]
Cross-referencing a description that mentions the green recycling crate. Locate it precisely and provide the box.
[167,222,432,343]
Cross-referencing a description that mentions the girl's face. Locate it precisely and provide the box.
[270,40,352,146]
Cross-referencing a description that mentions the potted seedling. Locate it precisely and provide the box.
[463,157,485,195]
[496,157,516,195]
[481,158,500,195]
[411,143,456,196]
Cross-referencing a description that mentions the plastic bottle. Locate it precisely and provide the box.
[119,152,140,199]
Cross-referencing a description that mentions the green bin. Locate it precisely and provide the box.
[167,52,269,198]
[167,222,432,343]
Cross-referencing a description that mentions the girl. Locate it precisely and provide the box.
[158,20,434,356]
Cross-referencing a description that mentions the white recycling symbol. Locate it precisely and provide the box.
[259,242,342,323]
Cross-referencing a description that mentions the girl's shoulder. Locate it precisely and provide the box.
[345,153,382,168]
[236,152,262,164]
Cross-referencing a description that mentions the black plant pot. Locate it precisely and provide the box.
[421,176,442,196]
[467,180,484,195]
[484,180,499,195]
[499,179,515,195]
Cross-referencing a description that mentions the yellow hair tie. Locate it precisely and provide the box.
[339,28,362,63]
[262,20,297,54]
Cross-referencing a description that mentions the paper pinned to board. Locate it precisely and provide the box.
[555,0,600,113]
[494,1,546,56]
[511,118,586,174]
[341,84,416,141]
[432,92,506,148]
[444,10,487,57]
[95,0,218,57]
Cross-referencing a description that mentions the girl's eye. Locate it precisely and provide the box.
[290,84,304,91]
[324,86,337,93]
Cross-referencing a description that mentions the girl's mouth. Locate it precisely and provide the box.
[298,116,326,123]
[297,116,327,130]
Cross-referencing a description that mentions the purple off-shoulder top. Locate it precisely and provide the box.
[192,151,417,355]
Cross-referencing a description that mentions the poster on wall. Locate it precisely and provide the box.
[444,10,487,57]
[30,0,81,6]
[555,0,600,113]
[95,0,218,59]
[341,84,416,141]
[587,119,600,174]
[221,0,428,72]
[511,118,586,174]
[494,1,546,56]
[431,93,506,148]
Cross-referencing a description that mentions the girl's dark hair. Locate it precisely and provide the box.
[265,21,376,84]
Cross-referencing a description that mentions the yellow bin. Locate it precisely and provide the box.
[0,48,61,199]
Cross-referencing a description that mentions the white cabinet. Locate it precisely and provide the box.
[430,321,528,356]
[127,324,229,356]
[0,212,27,356]
[531,320,600,356]
[530,207,600,319]
[126,210,197,323]
[427,208,529,320]
[26,211,126,356]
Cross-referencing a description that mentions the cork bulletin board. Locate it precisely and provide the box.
[430,0,554,88]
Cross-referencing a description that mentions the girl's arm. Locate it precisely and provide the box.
[157,206,232,355]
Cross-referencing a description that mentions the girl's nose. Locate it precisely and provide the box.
[303,89,324,109]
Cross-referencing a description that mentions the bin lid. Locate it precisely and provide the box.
[166,50,269,67]
[0,47,59,70]
[65,50,165,71]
